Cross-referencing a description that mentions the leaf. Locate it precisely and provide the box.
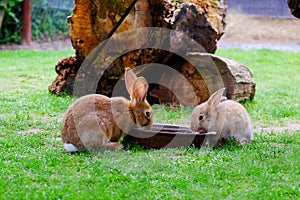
[8,0,24,7]
[8,0,16,7]
[0,2,8,9]
[7,9,19,23]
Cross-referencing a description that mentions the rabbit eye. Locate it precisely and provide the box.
[145,111,151,118]
[198,115,204,121]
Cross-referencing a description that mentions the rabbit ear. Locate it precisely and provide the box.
[132,77,149,102]
[207,88,225,108]
[125,67,138,97]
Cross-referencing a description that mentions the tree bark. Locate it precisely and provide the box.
[149,52,256,106]
[66,0,226,62]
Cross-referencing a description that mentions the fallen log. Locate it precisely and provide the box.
[149,52,256,106]
[49,0,255,105]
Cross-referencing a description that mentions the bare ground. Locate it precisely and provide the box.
[218,14,300,51]
[0,35,73,51]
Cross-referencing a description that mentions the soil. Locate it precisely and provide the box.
[218,13,300,51]
[0,35,73,51]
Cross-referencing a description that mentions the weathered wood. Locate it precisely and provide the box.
[50,0,228,98]
[48,56,80,95]
[67,0,226,62]
[167,0,227,53]
[49,0,256,106]
[150,52,256,106]
[67,0,142,63]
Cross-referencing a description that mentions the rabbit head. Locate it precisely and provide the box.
[125,68,153,130]
[190,88,225,133]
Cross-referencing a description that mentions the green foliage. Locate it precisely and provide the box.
[31,0,73,40]
[0,0,24,43]
[0,0,72,44]
[0,49,299,199]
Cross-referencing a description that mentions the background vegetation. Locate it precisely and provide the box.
[0,48,299,199]
[0,0,72,43]
[0,0,23,43]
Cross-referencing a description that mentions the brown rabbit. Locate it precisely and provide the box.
[62,67,153,152]
[190,88,253,146]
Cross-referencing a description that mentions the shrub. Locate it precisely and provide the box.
[31,0,73,40]
[0,0,73,44]
[0,0,23,43]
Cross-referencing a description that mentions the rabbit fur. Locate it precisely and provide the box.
[62,67,153,152]
[190,88,253,146]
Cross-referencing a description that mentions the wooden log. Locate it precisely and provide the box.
[67,0,226,62]
[48,56,80,95]
[67,0,141,63]
[150,52,256,106]
[48,0,255,106]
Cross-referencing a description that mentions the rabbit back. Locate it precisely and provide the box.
[218,100,253,143]
[61,67,153,152]
[62,94,127,151]
[190,88,253,146]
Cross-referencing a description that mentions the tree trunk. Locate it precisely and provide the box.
[49,0,255,105]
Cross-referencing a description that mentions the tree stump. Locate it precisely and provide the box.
[49,0,255,105]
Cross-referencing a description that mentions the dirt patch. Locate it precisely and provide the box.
[0,35,73,51]
[218,13,300,51]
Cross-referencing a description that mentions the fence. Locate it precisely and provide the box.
[31,0,74,39]
[227,0,294,18]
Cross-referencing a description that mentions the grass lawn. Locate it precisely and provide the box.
[0,48,299,199]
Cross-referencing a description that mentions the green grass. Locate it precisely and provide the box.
[0,49,300,199]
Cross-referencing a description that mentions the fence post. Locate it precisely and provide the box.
[22,0,31,45]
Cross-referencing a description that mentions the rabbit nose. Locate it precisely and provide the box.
[140,123,151,130]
